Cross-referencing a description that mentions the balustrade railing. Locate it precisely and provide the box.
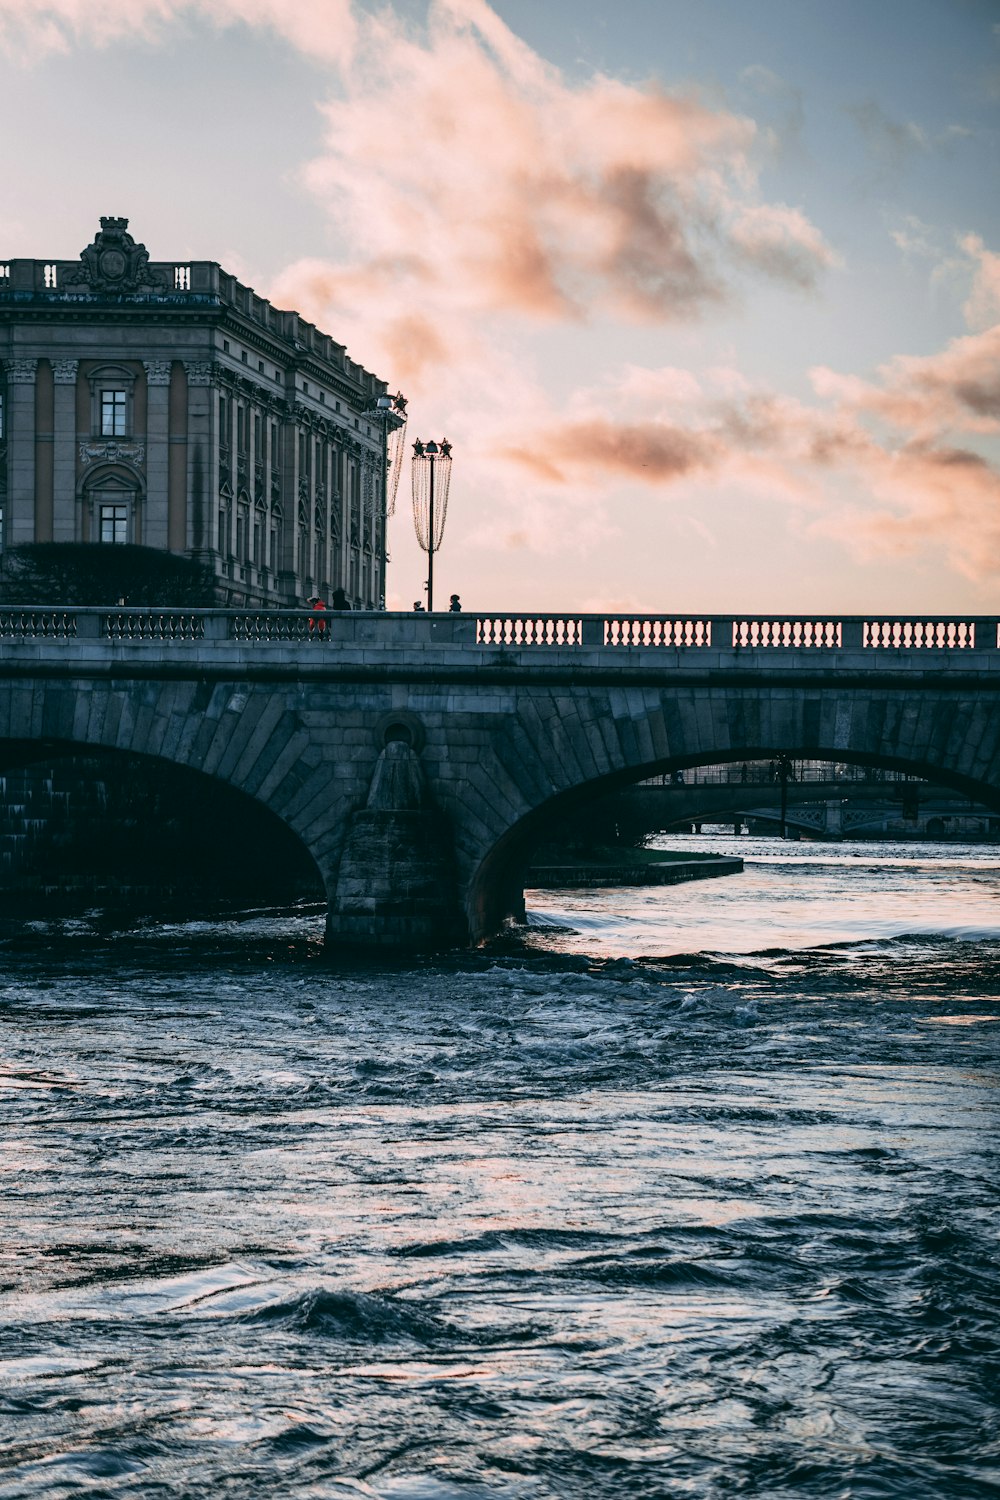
[605,617,711,647]
[0,609,993,655]
[103,611,206,641]
[230,613,313,642]
[863,619,976,649]
[0,610,77,639]
[477,615,583,646]
[731,618,841,649]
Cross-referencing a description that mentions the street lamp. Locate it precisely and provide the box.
[411,437,453,612]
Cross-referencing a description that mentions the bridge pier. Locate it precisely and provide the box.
[325,740,465,951]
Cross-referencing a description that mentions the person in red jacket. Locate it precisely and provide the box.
[308,596,328,638]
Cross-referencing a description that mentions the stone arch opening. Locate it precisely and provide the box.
[0,740,324,916]
[466,746,1000,942]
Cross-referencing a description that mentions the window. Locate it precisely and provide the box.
[101,390,127,437]
[99,504,129,544]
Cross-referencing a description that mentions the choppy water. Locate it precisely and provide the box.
[2,838,999,1499]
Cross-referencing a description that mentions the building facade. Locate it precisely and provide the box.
[0,217,398,608]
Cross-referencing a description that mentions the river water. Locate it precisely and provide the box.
[1,837,999,1499]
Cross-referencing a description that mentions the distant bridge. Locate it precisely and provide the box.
[1,608,998,945]
[588,774,996,840]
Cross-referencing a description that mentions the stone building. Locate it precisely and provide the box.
[0,217,399,608]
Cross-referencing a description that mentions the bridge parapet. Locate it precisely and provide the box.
[0,609,994,656]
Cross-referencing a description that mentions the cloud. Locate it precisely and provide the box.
[812,324,1000,435]
[960,233,1000,330]
[267,0,836,384]
[488,306,1000,582]
[850,100,970,185]
[850,99,929,176]
[0,0,356,63]
[504,418,719,485]
[739,63,806,165]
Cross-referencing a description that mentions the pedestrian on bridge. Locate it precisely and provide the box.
[308,597,328,638]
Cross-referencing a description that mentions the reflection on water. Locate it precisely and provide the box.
[1,839,998,1498]
[527,834,1000,955]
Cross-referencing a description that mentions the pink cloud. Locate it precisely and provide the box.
[488,306,1000,581]
[961,233,1000,331]
[812,324,1000,437]
[270,0,835,369]
[0,0,356,62]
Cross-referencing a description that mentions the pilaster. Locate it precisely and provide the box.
[184,362,215,558]
[33,361,54,542]
[51,361,79,542]
[4,358,38,546]
[167,363,188,552]
[143,361,172,550]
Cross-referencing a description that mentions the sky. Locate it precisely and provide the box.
[1,0,999,613]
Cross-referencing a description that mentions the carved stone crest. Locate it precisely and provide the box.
[79,441,145,466]
[64,218,167,295]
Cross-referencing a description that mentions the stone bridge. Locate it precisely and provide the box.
[1,608,997,946]
[588,775,996,840]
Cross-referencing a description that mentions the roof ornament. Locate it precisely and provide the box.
[64,216,167,295]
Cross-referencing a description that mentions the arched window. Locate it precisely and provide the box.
[85,472,138,544]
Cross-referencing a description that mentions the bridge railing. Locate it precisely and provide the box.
[641,762,923,787]
[0,609,995,651]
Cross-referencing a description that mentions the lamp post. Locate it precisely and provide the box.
[411,437,453,612]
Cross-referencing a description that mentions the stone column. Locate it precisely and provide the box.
[278,412,299,592]
[4,359,38,546]
[184,362,216,560]
[332,441,347,592]
[33,360,54,542]
[51,361,79,542]
[143,361,172,550]
[167,363,188,553]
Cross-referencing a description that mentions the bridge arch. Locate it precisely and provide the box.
[0,737,325,911]
[0,671,375,914]
[462,691,1000,940]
